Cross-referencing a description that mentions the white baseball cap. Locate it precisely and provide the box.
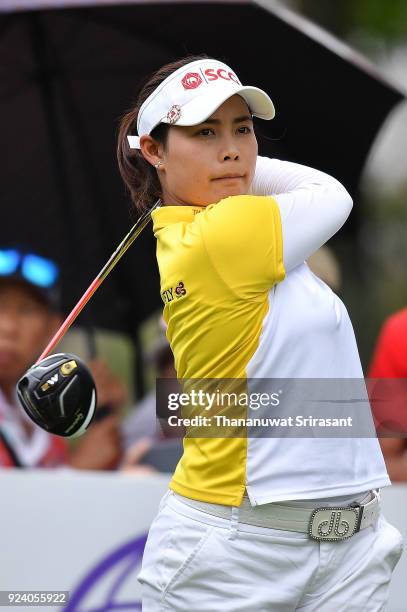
[127,58,275,149]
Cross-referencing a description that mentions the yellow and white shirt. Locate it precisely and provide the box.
[152,157,390,506]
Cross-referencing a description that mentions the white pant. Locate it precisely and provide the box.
[138,490,403,611]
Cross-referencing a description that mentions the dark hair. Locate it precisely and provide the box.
[117,54,212,215]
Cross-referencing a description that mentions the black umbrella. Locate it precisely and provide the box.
[1,0,404,336]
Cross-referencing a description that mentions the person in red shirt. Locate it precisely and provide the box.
[368,308,407,481]
[0,248,125,469]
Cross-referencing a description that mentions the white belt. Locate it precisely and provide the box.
[173,490,381,542]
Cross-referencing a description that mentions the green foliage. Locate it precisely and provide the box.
[355,188,407,366]
[347,0,407,39]
[294,1,407,367]
[299,0,407,40]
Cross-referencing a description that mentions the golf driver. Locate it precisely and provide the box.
[16,199,161,438]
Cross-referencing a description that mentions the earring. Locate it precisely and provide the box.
[154,161,163,169]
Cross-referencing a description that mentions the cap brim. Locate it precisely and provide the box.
[163,85,275,127]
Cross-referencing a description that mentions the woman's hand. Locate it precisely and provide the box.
[120,437,158,474]
[88,358,128,413]
[68,414,123,470]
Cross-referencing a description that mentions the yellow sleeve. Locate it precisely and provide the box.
[196,195,285,298]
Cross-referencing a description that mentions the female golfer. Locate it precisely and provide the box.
[118,55,403,611]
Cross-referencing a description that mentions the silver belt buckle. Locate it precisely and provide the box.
[309,506,361,542]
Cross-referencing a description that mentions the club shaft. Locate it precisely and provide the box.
[36,200,160,363]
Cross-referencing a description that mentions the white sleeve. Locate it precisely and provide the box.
[249,156,353,272]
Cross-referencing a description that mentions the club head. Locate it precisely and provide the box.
[16,353,97,438]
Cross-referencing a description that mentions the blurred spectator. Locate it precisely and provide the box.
[307,245,342,292]
[0,248,125,469]
[368,307,407,481]
[67,357,126,470]
[121,327,183,472]
[122,339,176,447]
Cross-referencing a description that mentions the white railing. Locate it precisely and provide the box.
[0,470,405,611]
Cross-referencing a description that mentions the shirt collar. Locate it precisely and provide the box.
[152,205,206,233]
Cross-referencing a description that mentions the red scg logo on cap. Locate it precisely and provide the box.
[204,68,240,84]
[181,72,203,90]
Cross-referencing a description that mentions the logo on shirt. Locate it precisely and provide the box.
[175,282,186,297]
[161,281,187,304]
